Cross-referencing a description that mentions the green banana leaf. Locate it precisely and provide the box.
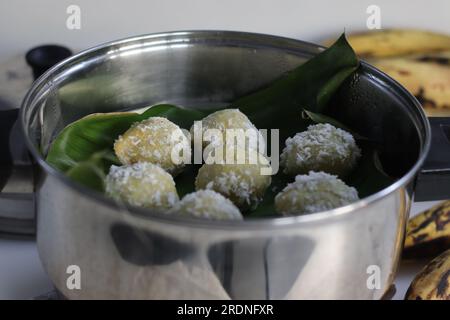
[46,104,210,190]
[66,150,120,191]
[235,34,359,142]
[45,33,393,217]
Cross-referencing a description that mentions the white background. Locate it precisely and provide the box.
[0,0,449,62]
[0,0,448,299]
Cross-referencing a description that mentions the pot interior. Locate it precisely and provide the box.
[22,31,427,196]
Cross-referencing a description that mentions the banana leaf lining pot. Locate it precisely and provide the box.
[20,31,433,299]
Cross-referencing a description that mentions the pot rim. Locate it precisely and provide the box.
[20,30,431,229]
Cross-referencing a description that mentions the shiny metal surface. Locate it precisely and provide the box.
[21,31,430,299]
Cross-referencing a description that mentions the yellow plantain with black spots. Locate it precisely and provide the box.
[405,248,450,300]
[403,201,450,259]
[323,29,450,59]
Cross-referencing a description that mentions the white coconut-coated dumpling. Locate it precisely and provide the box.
[195,145,272,211]
[275,171,359,215]
[169,190,243,220]
[280,123,361,177]
[190,109,264,151]
[105,162,179,210]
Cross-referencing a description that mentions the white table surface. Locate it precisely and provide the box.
[0,200,440,300]
[0,238,52,299]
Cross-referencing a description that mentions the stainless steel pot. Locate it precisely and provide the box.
[9,30,447,299]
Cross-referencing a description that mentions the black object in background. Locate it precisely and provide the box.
[25,45,72,79]
[415,117,450,201]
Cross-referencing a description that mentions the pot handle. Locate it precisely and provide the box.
[415,117,450,201]
[0,108,35,237]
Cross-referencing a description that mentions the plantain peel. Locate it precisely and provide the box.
[403,201,450,260]
[405,249,450,300]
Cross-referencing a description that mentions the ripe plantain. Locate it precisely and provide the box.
[405,248,450,300]
[403,201,450,259]
[323,29,450,58]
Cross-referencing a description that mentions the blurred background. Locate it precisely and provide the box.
[1,0,449,62]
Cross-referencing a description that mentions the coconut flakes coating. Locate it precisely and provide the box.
[195,146,272,211]
[280,123,361,177]
[114,117,191,176]
[169,190,243,220]
[105,162,179,210]
[275,171,359,215]
[190,108,265,151]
